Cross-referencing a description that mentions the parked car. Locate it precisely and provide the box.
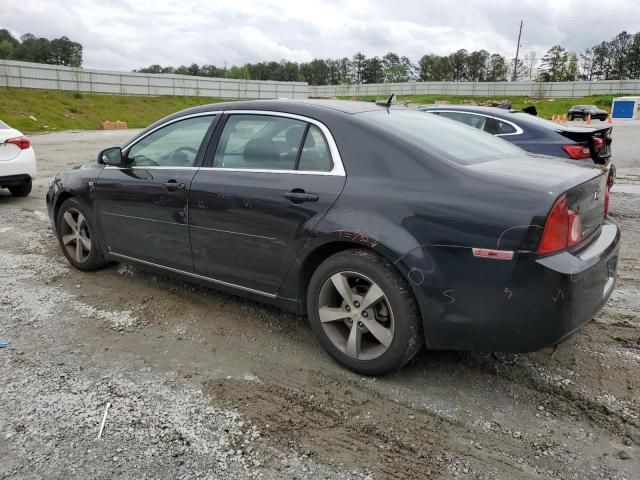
[567,105,608,121]
[418,105,613,166]
[46,100,619,375]
[0,119,36,196]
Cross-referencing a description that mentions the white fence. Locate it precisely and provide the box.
[3,59,640,100]
[309,80,640,98]
[0,59,310,99]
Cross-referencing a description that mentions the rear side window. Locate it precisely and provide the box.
[437,111,486,131]
[494,119,517,135]
[359,110,523,165]
[214,114,333,172]
[298,125,332,171]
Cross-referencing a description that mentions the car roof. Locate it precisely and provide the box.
[176,99,407,117]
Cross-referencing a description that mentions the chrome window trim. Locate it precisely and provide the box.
[121,111,219,151]
[112,109,346,176]
[104,166,200,170]
[109,252,277,299]
[428,109,524,136]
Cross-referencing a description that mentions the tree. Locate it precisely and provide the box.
[538,45,568,81]
[351,52,366,84]
[49,36,82,67]
[485,54,508,81]
[579,49,595,80]
[382,52,413,82]
[362,56,384,83]
[0,29,18,59]
[299,59,329,85]
[609,31,633,79]
[523,52,537,80]
[627,33,640,80]
[510,57,526,80]
[591,42,612,80]
[448,49,468,81]
[564,52,579,81]
[467,50,489,81]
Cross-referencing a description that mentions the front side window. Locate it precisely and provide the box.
[127,116,215,167]
[214,114,333,172]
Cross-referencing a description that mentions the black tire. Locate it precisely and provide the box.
[568,114,574,121]
[9,178,32,197]
[306,249,423,375]
[56,197,108,271]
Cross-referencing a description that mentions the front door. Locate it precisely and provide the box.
[189,113,346,295]
[95,114,218,270]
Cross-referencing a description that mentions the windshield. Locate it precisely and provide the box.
[357,110,523,165]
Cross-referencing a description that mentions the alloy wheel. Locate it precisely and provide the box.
[60,208,92,263]
[317,271,395,360]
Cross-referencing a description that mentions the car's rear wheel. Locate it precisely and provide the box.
[307,249,423,375]
[56,198,108,271]
[9,178,32,197]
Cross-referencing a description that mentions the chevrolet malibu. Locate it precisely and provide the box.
[46,100,620,375]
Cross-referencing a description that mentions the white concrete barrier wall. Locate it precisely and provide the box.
[309,80,640,98]
[3,59,640,99]
[0,59,310,99]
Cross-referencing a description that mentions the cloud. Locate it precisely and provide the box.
[2,0,640,70]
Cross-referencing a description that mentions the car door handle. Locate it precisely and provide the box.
[283,189,319,203]
[163,180,185,192]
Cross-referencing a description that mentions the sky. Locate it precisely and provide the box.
[3,0,640,71]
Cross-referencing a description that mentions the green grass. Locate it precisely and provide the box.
[339,94,617,119]
[0,87,619,133]
[0,88,228,133]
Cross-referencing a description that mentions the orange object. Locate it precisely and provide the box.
[586,113,591,125]
[607,115,613,124]
[100,120,128,130]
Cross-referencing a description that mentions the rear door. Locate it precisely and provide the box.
[95,114,218,270]
[189,112,346,295]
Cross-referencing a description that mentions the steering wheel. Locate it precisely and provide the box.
[169,146,199,165]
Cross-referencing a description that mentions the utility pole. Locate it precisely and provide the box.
[512,20,523,81]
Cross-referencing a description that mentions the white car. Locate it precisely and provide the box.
[0,119,37,197]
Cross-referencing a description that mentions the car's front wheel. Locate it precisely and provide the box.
[9,178,32,197]
[568,114,574,121]
[56,198,108,271]
[307,249,423,375]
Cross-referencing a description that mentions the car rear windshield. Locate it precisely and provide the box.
[0,120,9,129]
[357,110,523,165]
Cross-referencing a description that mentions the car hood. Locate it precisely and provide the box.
[466,154,606,195]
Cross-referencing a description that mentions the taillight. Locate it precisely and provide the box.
[4,135,30,150]
[592,137,604,149]
[562,144,591,160]
[538,194,583,255]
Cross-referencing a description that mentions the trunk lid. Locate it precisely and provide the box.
[557,125,612,164]
[566,172,608,246]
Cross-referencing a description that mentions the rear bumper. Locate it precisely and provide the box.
[401,219,620,352]
[0,148,37,183]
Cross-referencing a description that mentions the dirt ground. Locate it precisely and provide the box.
[1,122,639,479]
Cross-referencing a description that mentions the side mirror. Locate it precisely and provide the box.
[98,147,124,166]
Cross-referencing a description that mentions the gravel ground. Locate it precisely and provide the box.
[1,122,639,479]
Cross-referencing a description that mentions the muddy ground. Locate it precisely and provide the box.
[1,123,639,479]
